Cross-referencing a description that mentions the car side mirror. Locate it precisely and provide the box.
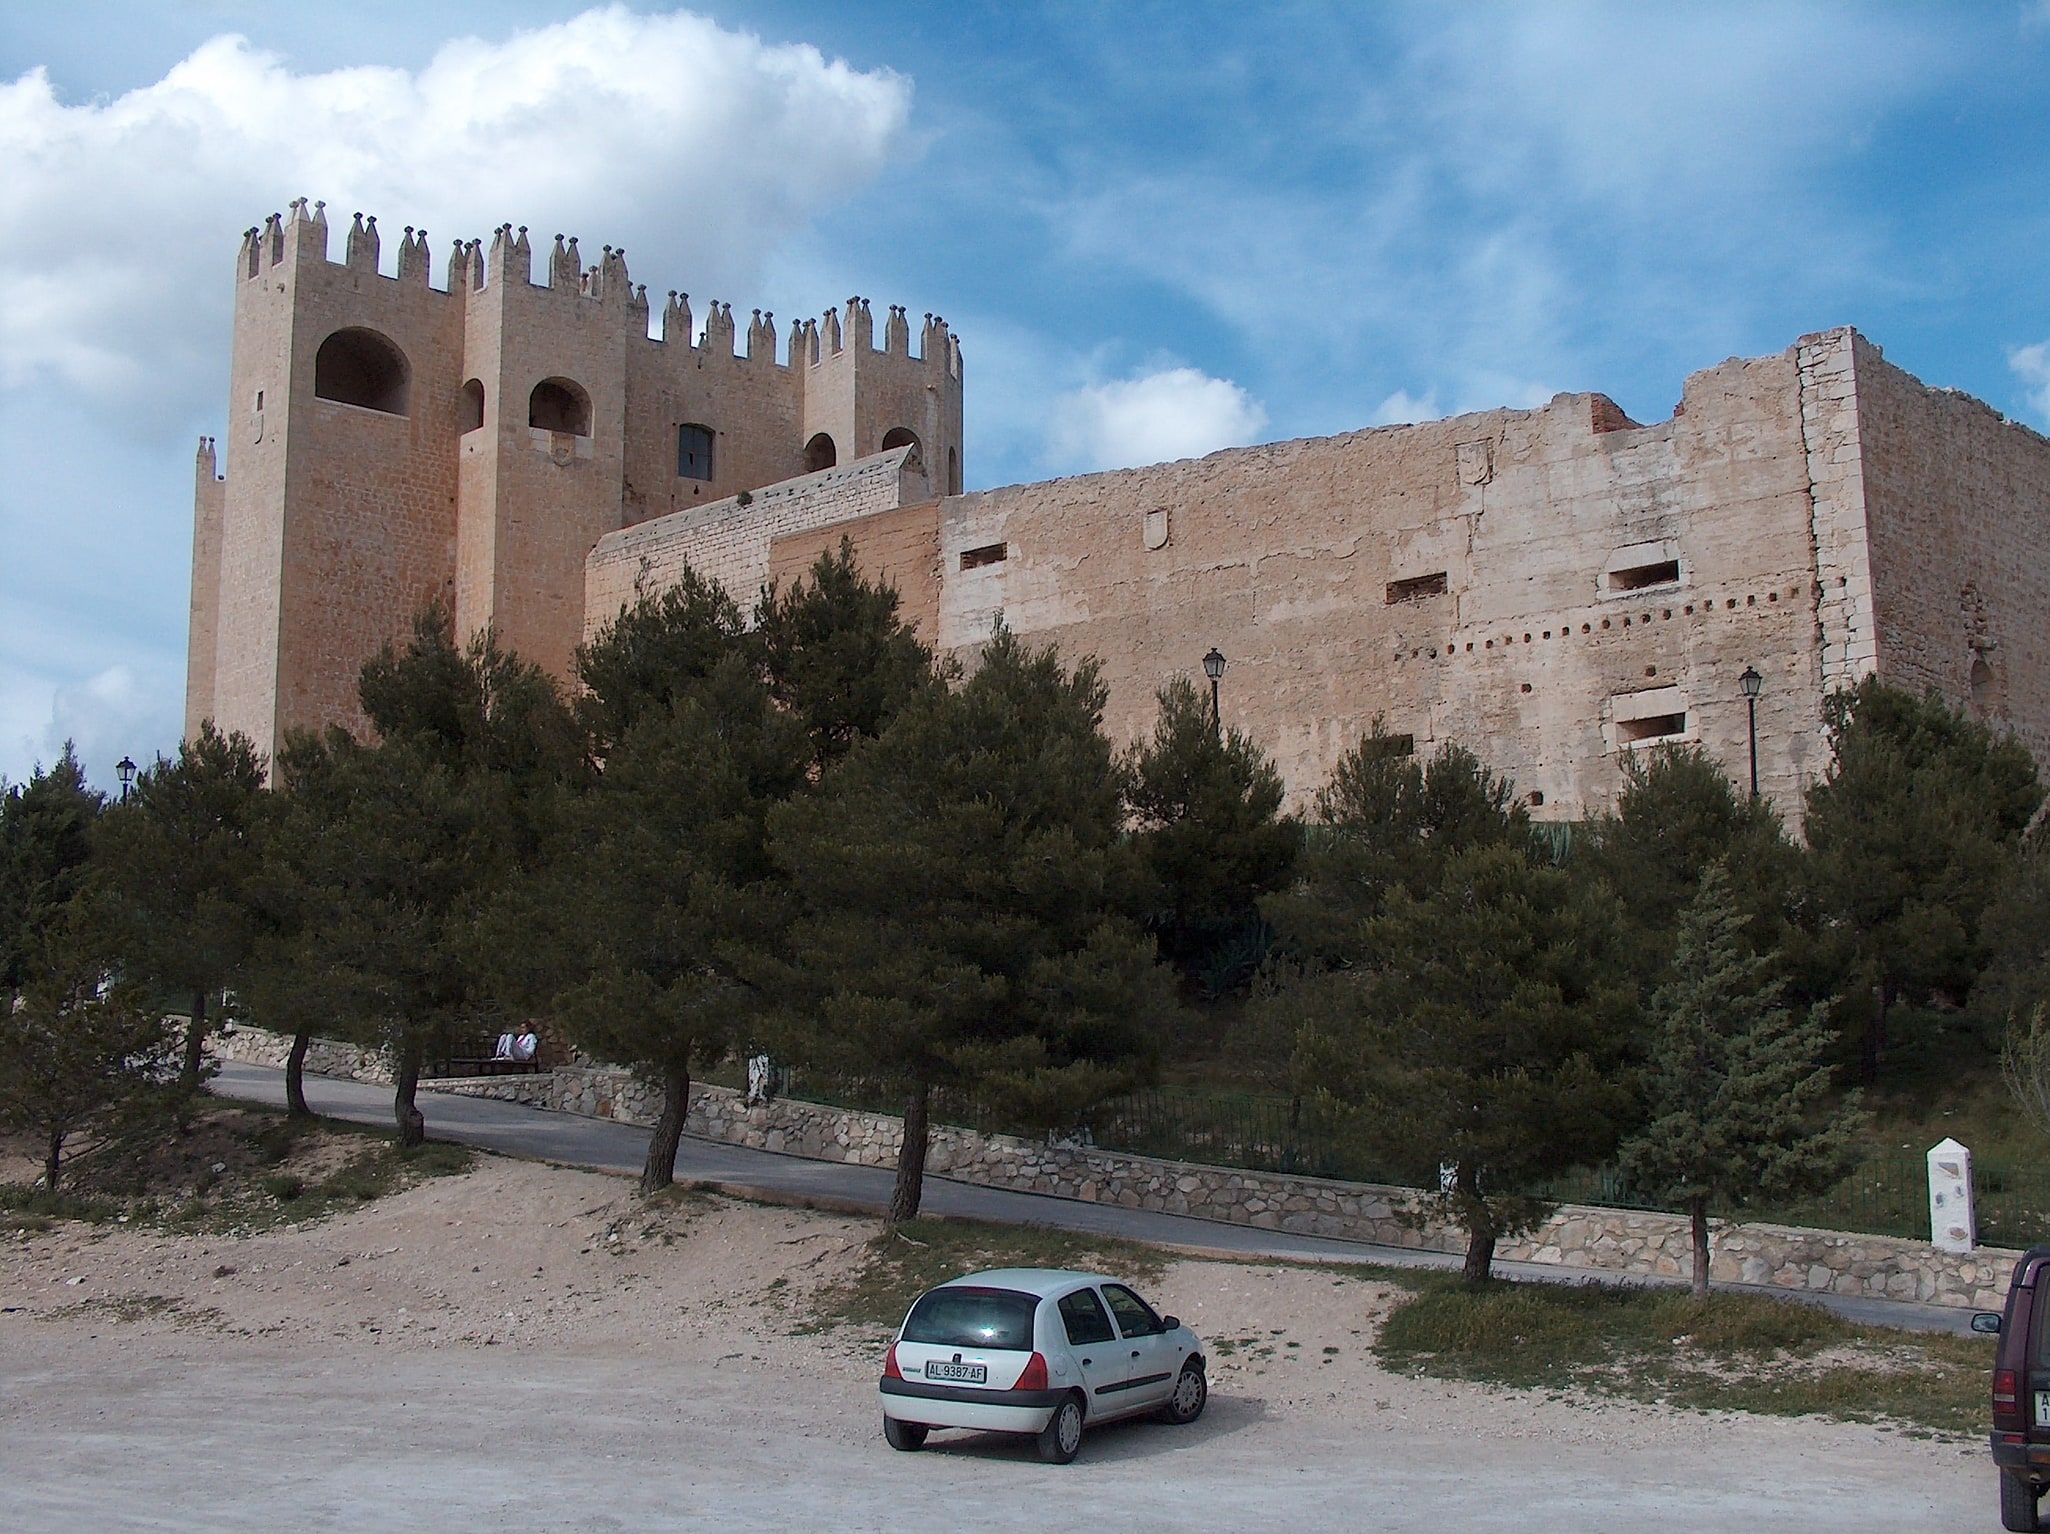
[1160,1315,1179,1331]
[1972,1312,2003,1336]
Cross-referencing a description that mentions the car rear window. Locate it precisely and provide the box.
[902,1287,1038,1351]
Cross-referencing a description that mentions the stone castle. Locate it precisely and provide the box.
[187,202,2050,819]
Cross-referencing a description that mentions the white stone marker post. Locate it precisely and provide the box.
[1928,1137,1975,1254]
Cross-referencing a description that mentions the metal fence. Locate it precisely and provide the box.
[745,1067,2050,1248]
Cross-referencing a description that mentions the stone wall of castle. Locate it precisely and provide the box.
[768,500,943,644]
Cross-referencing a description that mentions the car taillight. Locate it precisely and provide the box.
[1014,1352,1049,1391]
[1995,1368,2024,1431]
[882,1343,904,1381]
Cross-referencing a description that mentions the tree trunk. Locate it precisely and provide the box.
[179,988,209,1094]
[1690,1194,1711,1301]
[888,1082,931,1227]
[1455,1161,1496,1285]
[392,1034,425,1149]
[284,1028,312,1118]
[641,1062,691,1195]
[1860,982,1889,1085]
[44,1130,63,1193]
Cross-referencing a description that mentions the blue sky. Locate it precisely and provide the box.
[4,1,2049,790]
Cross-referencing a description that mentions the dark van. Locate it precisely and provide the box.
[1985,1245,2050,1529]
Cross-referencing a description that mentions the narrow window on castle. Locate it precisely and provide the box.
[314,328,410,415]
[678,423,714,480]
[529,378,590,436]
[960,543,1007,571]
[804,432,837,473]
[1616,712,1687,745]
[1607,559,1680,592]
[1386,572,1448,605]
[461,379,485,434]
[948,446,961,496]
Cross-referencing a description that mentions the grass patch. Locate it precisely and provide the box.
[804,1217,1170,1335]
[1375,1276,1991,1435]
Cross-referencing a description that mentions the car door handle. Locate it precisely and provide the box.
[1131,1350,1141,1359]
[1081,1358,1092,1365]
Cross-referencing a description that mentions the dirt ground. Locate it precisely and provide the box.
[0,1152,1995,1532]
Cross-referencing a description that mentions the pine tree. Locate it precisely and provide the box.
[1292,840,1633,1284]
[0,911,176,1191]
[0,746,103,1004]
[770,628,1175,1224]
[92,722,270,1092]
[1619,865,1863,1298]
[754,538,937,775]
[267,607,577,1145]
[1803,678,2041,1082]
[1124,676,1301,992]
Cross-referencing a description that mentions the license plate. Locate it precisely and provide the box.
[924,1360,987,1384]
[2037,1391,2050,1426]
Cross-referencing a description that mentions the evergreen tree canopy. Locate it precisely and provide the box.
[755,539,937,775]
[1579,743,1796,990]
[0,746,102,1002]
[1802,678,2041,1081]
[1266,728,1529,968]
[574,568,747,760]
[92,721,270,1091]
[769,628,1174,1222]
[1618,865,1861,1297]
[1292,840,1632,1283]
[269,608,577,1144]
[1124,676,1301,989]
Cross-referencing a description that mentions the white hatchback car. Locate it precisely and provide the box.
[879,1268,1207,1464]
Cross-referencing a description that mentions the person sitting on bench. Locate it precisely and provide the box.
[512,1027,538,1063]
[493,1031,518,1060]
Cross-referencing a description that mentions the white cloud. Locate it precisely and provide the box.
[4,662,183,797]
[1044,367,1268,473]
[1369,389,1439,427]
[2012,341,2050,426]
[0,7,913,434]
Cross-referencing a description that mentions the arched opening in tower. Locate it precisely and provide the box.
[804,432,838,473]
[529,378,591,436]
[460,379,485,434]
[880,426,922,471]
[314,328,411,416]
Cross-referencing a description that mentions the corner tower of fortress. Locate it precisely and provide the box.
[185,202,964,761]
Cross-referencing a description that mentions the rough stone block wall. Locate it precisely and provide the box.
[769,500,942,644]
[584,447,922,631]
[1852,337,2050,760]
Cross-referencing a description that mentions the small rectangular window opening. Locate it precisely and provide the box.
[1386,572,1448,605]
[1608,560,1680,592]
[960,542,1007,571]
[1362,732,1416,759]
[1617,712,1687,744]
[677,424,714,481]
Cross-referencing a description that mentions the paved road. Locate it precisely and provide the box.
[211,1062,1985,1335]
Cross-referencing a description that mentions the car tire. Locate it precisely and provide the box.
[884,1417,928,1452]
[1158,1361,1208,1425]
[1037,1395,1085,1464]
[2003,1472,2041,1532]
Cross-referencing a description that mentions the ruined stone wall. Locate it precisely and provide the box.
[584,448,925,633]
[932,357,1828,818]
[1851,336,2050,759]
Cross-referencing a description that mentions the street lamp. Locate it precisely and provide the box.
[115,755,137,804]
[1739,666,1762,800]
[1202,648,1226,738]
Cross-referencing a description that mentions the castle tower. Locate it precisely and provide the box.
[187,205,966,759]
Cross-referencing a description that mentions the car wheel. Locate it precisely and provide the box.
[1037,1395,1085,1464]
[884,1416,928,1452]
[1158,1361,1207,1425]
[2003,1472,2041,1532]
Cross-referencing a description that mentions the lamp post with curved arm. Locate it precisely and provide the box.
[1739,666,1763,800]
[1202,648,1226,739]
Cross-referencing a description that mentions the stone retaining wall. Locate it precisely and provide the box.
[209,1025,393,1084]
[427,1057,2018,1311]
